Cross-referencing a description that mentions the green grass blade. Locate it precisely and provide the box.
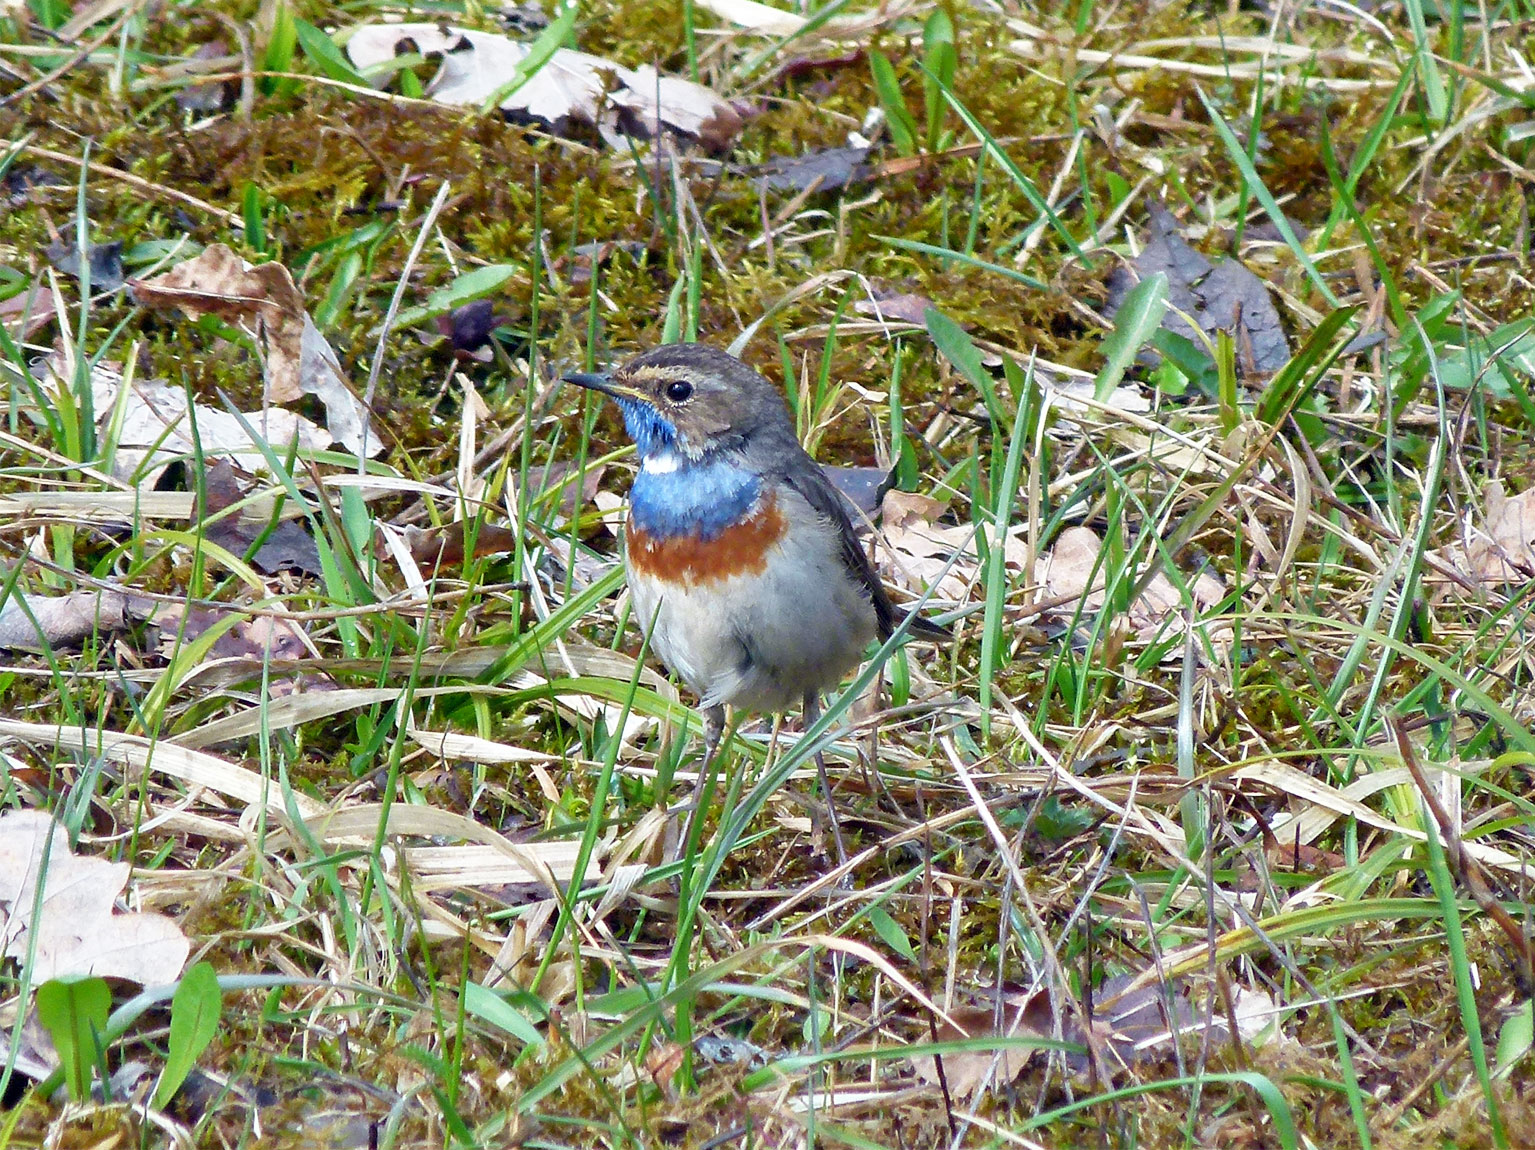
[1198,87,1337,308]
[1095,271,1168,402]
[939,82,1088,263]
[869,51,917,156]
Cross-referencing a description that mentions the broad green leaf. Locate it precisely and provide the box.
[1151,328,1218,397]
[922,41,957,151]
[36,977,112,1102]
[867,906,916,961]
[294,18,370,88]
[921,9,956,151]
[429,265,519,311]
[154,962,222,1109]
[1095,272,1167,402]
[480,4,579,113]
[1434,318,1535,400]
[1256,305,1358,427]
[242,184,266,254]
[315,249,364,331]
[391,264,520,328]
[870,51,918,156]
[925,306,1004,427]
[261,2,299,97]
[463,982,545,1046]
[1496,999,1534,1078]
[27,0,70,29]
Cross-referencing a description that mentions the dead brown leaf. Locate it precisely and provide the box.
[0,279,60,340]
[0,809,190,984]
[0,587,147,652]
[854,290,936,326]
[1094,975,1277,1067]
[1258,837,1343,873]
[877,488,1009,601]
[42,353,329,487]
[151,602,311,664]
[911,976,1277,1096]
[909,988,1055,1098]
[1433,479,1535,587]
[755,145,872,193]
[345,24,745,151]
[539,459,609,522]
[130,244,381,456]
[200,461,322,576]
[1105,204,1290,376]
[645,1042,687,1095]
[403,522,521,569]
[1040,526,1229,655]
[882,489,949,530]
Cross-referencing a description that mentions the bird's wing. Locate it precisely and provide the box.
[780,455,949,644]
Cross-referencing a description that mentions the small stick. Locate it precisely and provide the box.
[1387,712,1534,983]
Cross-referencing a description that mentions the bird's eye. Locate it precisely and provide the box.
[664,380,694,403]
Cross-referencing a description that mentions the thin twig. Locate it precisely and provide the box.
[360,181,453,466]
[16,142,244,227]
[0,0,139,107]
[1387,712,1535,982]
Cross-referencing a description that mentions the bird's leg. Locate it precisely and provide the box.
[803,692,849,867]
[677,704,727,858]
[694,704,726,804]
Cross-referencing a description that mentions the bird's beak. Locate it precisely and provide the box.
[562,371,615,395]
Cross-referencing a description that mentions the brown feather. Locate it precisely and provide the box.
[626,495,788,585]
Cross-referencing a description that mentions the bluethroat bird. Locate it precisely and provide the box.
[564,343,947,859]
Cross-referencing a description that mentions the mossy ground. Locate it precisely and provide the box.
[2,0,1535,1147]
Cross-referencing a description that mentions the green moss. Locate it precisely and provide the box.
[6,0,1535,1142]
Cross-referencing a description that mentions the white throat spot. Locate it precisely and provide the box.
[642,452,683,475]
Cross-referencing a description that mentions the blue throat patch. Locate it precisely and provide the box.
[613,397,678,459]
[612,396,762,540]
[630,457,761,540]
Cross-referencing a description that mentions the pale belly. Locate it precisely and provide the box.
[625,515,877,714]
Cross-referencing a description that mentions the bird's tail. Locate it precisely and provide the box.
[899,610,953,643]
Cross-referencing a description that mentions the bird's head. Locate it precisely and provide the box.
[564,343,790,462]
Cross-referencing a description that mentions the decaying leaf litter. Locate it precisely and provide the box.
[2,0,1535,1145]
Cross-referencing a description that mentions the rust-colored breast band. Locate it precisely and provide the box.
[627,494,787,586]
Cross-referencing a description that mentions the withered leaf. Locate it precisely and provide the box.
[0,588,147,652]
[44,237,124,293]
[1430,479,1535,588]
[754,145,871,193]
[345,24,745,152]
[1106,205,1289,375]
[404,522,521,569]
[173,40,236,114]
[0,278,59,338]
[821,463,893,519]
[1039,526,1230,658]
[151,603,310,662]
[41,354,329,488]
[199,462,323,577]
[131,244,381,457]
[435,298,501,358]
[854,291,937,326]
[910,987,1055,1098]
[911,975,1277,1096]
[0,810,190,984]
